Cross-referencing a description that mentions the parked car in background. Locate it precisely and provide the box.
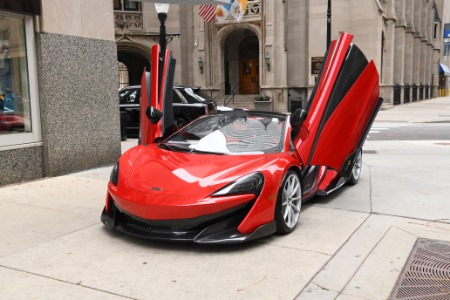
[119,84,217,138]
[0,112,26,133]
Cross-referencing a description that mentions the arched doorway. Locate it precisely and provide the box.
[116,40,151,87]
[223,29,259,95]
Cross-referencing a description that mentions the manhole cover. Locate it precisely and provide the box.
[390,238,450,299]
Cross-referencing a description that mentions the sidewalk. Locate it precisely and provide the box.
[377,96,450,123]
[1,97,450,299]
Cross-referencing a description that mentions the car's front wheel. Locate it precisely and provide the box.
[275,170,302,234]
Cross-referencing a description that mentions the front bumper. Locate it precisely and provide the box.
[101,200,276,244]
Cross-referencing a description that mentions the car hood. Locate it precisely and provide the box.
[127,145,268,196]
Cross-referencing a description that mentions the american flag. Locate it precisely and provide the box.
[199,5,216,22]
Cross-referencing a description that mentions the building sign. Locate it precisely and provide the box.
[311,57,324,75]
[0,0,41,15]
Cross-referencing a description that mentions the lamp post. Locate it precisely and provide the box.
[327,0,331,50]
[155,3,169,57]
[155,3,169,91]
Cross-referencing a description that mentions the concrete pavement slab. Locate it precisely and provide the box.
[337,226,416,300]
[297,214,450,300]
[364,140,450,223]
[266,206,368,255]
[0,266,124,300]
[0,201,98,257]
[1,174,108,215]
[0,223,329,300]
[0,204,369,299]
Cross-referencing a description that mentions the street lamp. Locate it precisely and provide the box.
[155,3,170,57]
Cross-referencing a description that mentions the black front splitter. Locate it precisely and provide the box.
[100,202,276,244]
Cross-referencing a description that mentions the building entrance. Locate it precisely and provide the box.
[223,29,259,95]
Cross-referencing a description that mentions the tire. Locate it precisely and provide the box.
[275,170,302,234]
[347,150,362,185]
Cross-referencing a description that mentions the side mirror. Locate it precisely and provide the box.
[290,108,308,128]
[146,106,163,124]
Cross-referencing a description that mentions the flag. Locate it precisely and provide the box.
[229,0,247,22]
[215,2,231,22]
[199,5,217,22]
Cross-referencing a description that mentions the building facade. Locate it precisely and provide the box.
[117,0,448,112]
[0,0,120,186]
[1,0,448,186]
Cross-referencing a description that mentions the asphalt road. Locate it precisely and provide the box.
[368,121,450,141]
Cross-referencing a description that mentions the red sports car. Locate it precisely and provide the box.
[101,33,383,244]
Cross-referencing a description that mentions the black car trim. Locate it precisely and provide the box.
[100,199,275,243]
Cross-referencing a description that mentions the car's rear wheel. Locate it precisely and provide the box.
[347,149,362,185]
[275,170,302,234]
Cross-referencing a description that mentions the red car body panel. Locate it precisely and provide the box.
[107,141,300,232]
[149,45,162,143]
[139,70,150,145]
[309,61,380,171]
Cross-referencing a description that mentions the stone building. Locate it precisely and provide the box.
[1,0,448,186]
[0,0,120,186]
[116,0,447,112]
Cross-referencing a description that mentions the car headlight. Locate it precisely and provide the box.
[212,173,264,196]
[110,162,119,186]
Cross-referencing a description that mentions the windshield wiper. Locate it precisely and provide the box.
[189,149,225,155]
[159,143,191,152]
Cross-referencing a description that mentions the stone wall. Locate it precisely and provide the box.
[36,33,121,177]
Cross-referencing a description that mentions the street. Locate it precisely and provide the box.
[368,122,450,141]
[1,98,450,299]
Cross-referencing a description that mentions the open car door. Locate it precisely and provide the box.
[139,44,176,145]
[294,33,383,180]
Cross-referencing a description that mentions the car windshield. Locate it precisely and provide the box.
[161,111,286,155]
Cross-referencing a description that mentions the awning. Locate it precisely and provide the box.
[137,0,229,4]
[439,63,450,76]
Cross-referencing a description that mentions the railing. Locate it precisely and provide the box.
[223,83,240,107]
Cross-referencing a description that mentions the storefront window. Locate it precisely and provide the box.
[0,12,41,148]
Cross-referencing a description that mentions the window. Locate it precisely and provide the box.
[113,0,141,11]
[118,62,129,89]
[113,0,121,10]
[0,12,41,149]
[124,0,140,11]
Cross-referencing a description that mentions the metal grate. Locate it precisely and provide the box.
[390,238,450,299]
